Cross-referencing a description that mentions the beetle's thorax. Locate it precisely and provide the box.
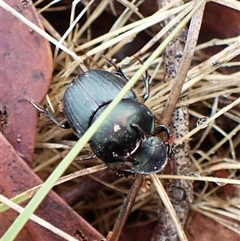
[131,136,168,174]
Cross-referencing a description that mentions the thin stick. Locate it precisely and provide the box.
[151,175,188,241]
[160,1,206,126]
[109,175,143,241]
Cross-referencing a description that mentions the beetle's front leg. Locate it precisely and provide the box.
[155,124,173,157]
[155,124,170,138]
[27,98,70,129]
[131,124,146,139]
[112,152,129,161]
[107,153,135,174]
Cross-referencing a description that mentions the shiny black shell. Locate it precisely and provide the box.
[63,69,167,174]
[63,70,137,136]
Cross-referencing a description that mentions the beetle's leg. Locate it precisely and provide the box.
[111,153,137,175]
[75,154,96,161]
[108,160,135,176]
[116,168,135,178]
[155,125,172,157]
[131,123,146,139]
[130,123,147,155]
[142,73,150,101]
[103,55,151,101]
[112,124,148,174]
[27,98,69,129]
[155,125,170,138]
[102,55,130,82]
[133,56,151,102]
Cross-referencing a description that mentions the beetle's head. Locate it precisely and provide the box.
[131,136,169,174]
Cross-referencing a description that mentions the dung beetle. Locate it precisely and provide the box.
[29,57,171,174]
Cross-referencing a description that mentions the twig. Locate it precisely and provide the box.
[109,174,143,241]
[152,1,206,241]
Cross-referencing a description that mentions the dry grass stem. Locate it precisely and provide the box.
[0,195,79,241]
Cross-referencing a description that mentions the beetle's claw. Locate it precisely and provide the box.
[102,55,117,69]
[27,98,52,118]
[27,98,68,129]
[27,98,46,114]
[155,125,170,139]
[142,93,148,101]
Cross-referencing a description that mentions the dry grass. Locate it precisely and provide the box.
[1,0,239,239]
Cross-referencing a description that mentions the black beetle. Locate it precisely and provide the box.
[29,57,171,174]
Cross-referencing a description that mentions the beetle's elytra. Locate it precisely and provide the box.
[29,58,171,175]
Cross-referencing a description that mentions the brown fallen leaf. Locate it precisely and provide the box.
[186,212,239,241]
[0,133,105,241]
[0,0,52,166]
